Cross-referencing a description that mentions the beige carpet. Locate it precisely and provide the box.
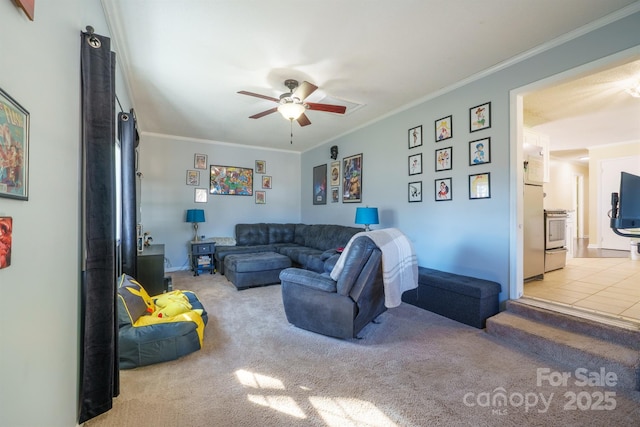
[85,271,640,426]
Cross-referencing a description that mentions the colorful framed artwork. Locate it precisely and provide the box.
[313,164,327,205]
[469,137,491,165]
[435,178,452,201]
[469,172,491,199]
[186,170,199,186]
[408,125,422,149]
[255,160,266,174]
[435,115,452,142]
[330,161,340,186]
[408,181,422,203]
[262,175,272,189]
[470,102,491,132]
[331,187,340,203]
[408,153,422,176]
[342,153,362,203]
[210,165,253,195]
[194,153,208,170]
[0,216,12,269]
[435,147,452,171]
[255,191,266,204]
[194,188,208,203]
[0,88,30,201]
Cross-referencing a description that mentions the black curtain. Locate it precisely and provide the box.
[119,110,138,277]
[78,29,119,424]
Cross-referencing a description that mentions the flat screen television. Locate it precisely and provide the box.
[610,171,640,230]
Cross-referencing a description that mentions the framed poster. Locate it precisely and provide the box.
[194,153,208,170]
[435,147,452,171]
[408,153,422,176]
[194,188,208,203]
[262,175,272,189]
[408,125,422,149]
[330,161,340,186]
[186,170,199,186]
[408,181,422,202]
[331,187,340,203]
[469,137,491,165]
[470,102,491,132]
[255,191,266,204]
[342,153,362,203]
[435,115,452,142]
[313,164,327,205]
[435,178,452,201]
[0,88,30,201]
[469,172,491,199]
[210,165,253,195]
[255,160,266,174]
[0,216,12,269]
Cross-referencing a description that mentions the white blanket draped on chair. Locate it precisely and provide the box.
[331,228,418,308]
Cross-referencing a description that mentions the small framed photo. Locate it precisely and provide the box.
[469,137,491,165]
[435,178,452,201]
[408,181,422,203]
[435,115,452,142]
[195,188,208,203]
[194,153,208,170]
[435,147,452,171]
[469,172,491,199]
[255,160,266,174]
[408,125,423,149]
[186,170,199,186]
[0,216,12,269]
[255,190,266,204]
[470,102,491,132]
[408,153,422,176]
[330,161,340,186]
[262,175,272,189]
[331,187,340,203]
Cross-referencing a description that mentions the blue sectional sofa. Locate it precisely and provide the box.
[215,223,363,277]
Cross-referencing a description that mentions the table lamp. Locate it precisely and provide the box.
[186,209,205,242]
[355,207,379,231]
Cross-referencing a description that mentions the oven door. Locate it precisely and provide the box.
[545,215,566,249]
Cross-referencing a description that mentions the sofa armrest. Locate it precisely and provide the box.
[279,268,337,293]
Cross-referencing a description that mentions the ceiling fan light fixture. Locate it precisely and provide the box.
[278,102,306,120]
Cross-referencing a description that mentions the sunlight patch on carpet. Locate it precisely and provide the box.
[247,394,307,419]
[235,369,286,390]
[309,396,396,427]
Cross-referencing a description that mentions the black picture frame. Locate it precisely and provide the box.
[435,115,452,142]
[0,88,30,201]
[469,102,491,132]
[408,153,422,176]
[313,164,327,205]
[469,137,491,165]
[469,172,491,199]
[210,165,253,195]
[435,147,452,172]
[408,181,422,202]
[343,153,362,203]
[435,178,452,201]
[408,125,423,149]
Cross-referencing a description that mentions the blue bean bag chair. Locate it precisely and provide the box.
[116,274,208,369]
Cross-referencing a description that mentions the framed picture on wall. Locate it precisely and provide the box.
[469,172,491,199]
[313,164,327,205]
[0,216,12,269]
[195,188,207,203]
[408,153,422,176]
[331,187,340,203]
[194,153,208,170]
[435,178,452,201]
[262,175,272,189]
[210,165,253,195]
[330,161,340,186]
[255,160,266,174]
[469,137,491,165]
[408,181,422,202]
[469,102,491,132]
[435,115,452,142]
[408,125,422,149]
[255,191,266,204]
[342,153,362,203]
[186,170,199,186]
[0,88,30,201]
[435,147,452,171]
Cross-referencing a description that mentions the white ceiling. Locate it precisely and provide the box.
[101,0,640,153]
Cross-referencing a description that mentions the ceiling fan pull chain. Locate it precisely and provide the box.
[290,119,294,144]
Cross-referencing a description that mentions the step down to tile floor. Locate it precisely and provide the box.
[486,299,640,391]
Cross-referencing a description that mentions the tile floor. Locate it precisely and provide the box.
[524,256,640,323]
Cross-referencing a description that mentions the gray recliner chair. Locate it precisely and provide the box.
[279,236,386,339]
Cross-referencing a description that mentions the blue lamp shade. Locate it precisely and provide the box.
[186,209,205,223]
[355,207,379,231]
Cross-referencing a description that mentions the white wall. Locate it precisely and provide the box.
[137,134,301,270]
[0,1,130,425]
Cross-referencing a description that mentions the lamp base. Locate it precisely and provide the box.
[193,223,200,242]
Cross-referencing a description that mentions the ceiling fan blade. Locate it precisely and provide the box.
[293,81,318,101]
[249,107,278,119]
[297,113,311,127]
[238,90,279,103]
[306,102,347,114]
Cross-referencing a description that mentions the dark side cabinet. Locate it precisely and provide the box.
[190,241,215,276]
[137,244,165,295]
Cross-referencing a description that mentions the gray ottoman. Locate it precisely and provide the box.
[224,252,292,290]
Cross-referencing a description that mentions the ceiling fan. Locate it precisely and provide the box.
[238,79,347,127]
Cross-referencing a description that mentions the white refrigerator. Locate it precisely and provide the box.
[524,183,545,280]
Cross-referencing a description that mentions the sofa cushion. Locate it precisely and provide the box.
[268,223,296,244]
[225,252,291,273]
[236,223,269,245]
[117,274,155,325]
